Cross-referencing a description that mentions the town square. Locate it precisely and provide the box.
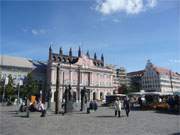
[0,105,179,135]
[0,0,180,135]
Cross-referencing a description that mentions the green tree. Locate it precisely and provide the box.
[5,75,15,99]
[128,82,140,93]
[121,84,129,94]
[0,76,3,96]
[21,73,38,98]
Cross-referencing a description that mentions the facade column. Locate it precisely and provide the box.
[77,66,81,101]
[90,72,92,86]
[69,64,72,85]
[51,88,55,102]
[50,66,55,102]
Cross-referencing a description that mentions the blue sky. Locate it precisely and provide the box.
[1,0,180,72]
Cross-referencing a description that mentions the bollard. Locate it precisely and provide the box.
[26,106,29,118]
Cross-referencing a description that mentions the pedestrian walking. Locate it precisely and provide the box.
[124,97,130,117]
[114,97,122,117]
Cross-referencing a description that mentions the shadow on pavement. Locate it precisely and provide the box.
[154,110,180,115]
[169,132,180,135]
[130,107,151,111]
[13,115,29,118]
[71,112,88,115]
[130,107,141,111]
[95,115,126,118]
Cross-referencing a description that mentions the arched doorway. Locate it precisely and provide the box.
[93,92,96,100]
[100,92,104,100]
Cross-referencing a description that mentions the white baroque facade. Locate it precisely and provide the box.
[142,60,180,93]
[47,47,115,102]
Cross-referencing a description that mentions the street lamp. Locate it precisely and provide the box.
[17,79,23,113]
[17,79,23,103]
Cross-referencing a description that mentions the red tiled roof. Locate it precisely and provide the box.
[153,66,179,77]
[127,70,145,77]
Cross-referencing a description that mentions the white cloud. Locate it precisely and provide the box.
[31,29,47,35]
[96,0,157,15]
[169,59,180,64]
[147,0,157,8]
[126,0,144,14]
[31,29,38,35]
[112,18,121,23]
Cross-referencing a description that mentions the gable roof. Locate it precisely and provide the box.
[0,55,34,68]
[0,55,47,70]
[153,66,179,77]
[127,70,145,77]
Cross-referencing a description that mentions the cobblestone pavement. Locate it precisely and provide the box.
[0,105,179,135]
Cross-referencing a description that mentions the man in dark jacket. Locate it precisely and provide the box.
[124,97,130,117]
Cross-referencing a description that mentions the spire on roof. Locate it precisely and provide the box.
[146,59,153,69]
[78,46,81,57]
[69,48,72,57]
[94,53,97,60]
[49,45,52,63]
[101,53,104,62]
[59,47,63,56]
[86,51,90,58]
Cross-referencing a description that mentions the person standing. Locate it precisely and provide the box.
[86,100,91,114]
[39,100,46,117]
[124,97,130,117]
[114,97,122,117]
[92,100,98,111]
[26,97,30,118]
[138,96,142,109]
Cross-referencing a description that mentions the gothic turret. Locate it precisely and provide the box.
[69,48,72,62]
[101,54,104,62]
[49,46,52,63]
[86,51,90,58]
[59,47,63,56]
[94,53,97,60]
[59,47,63,62]
[69,48,72,57]
[78,46,81,57]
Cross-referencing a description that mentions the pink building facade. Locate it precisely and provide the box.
[47,47,115,102]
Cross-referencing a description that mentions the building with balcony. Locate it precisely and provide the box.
[116,67,127,85]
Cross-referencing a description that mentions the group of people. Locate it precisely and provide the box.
[19,98,46,117]
[114,97,130,117]
[18,94,131,118]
